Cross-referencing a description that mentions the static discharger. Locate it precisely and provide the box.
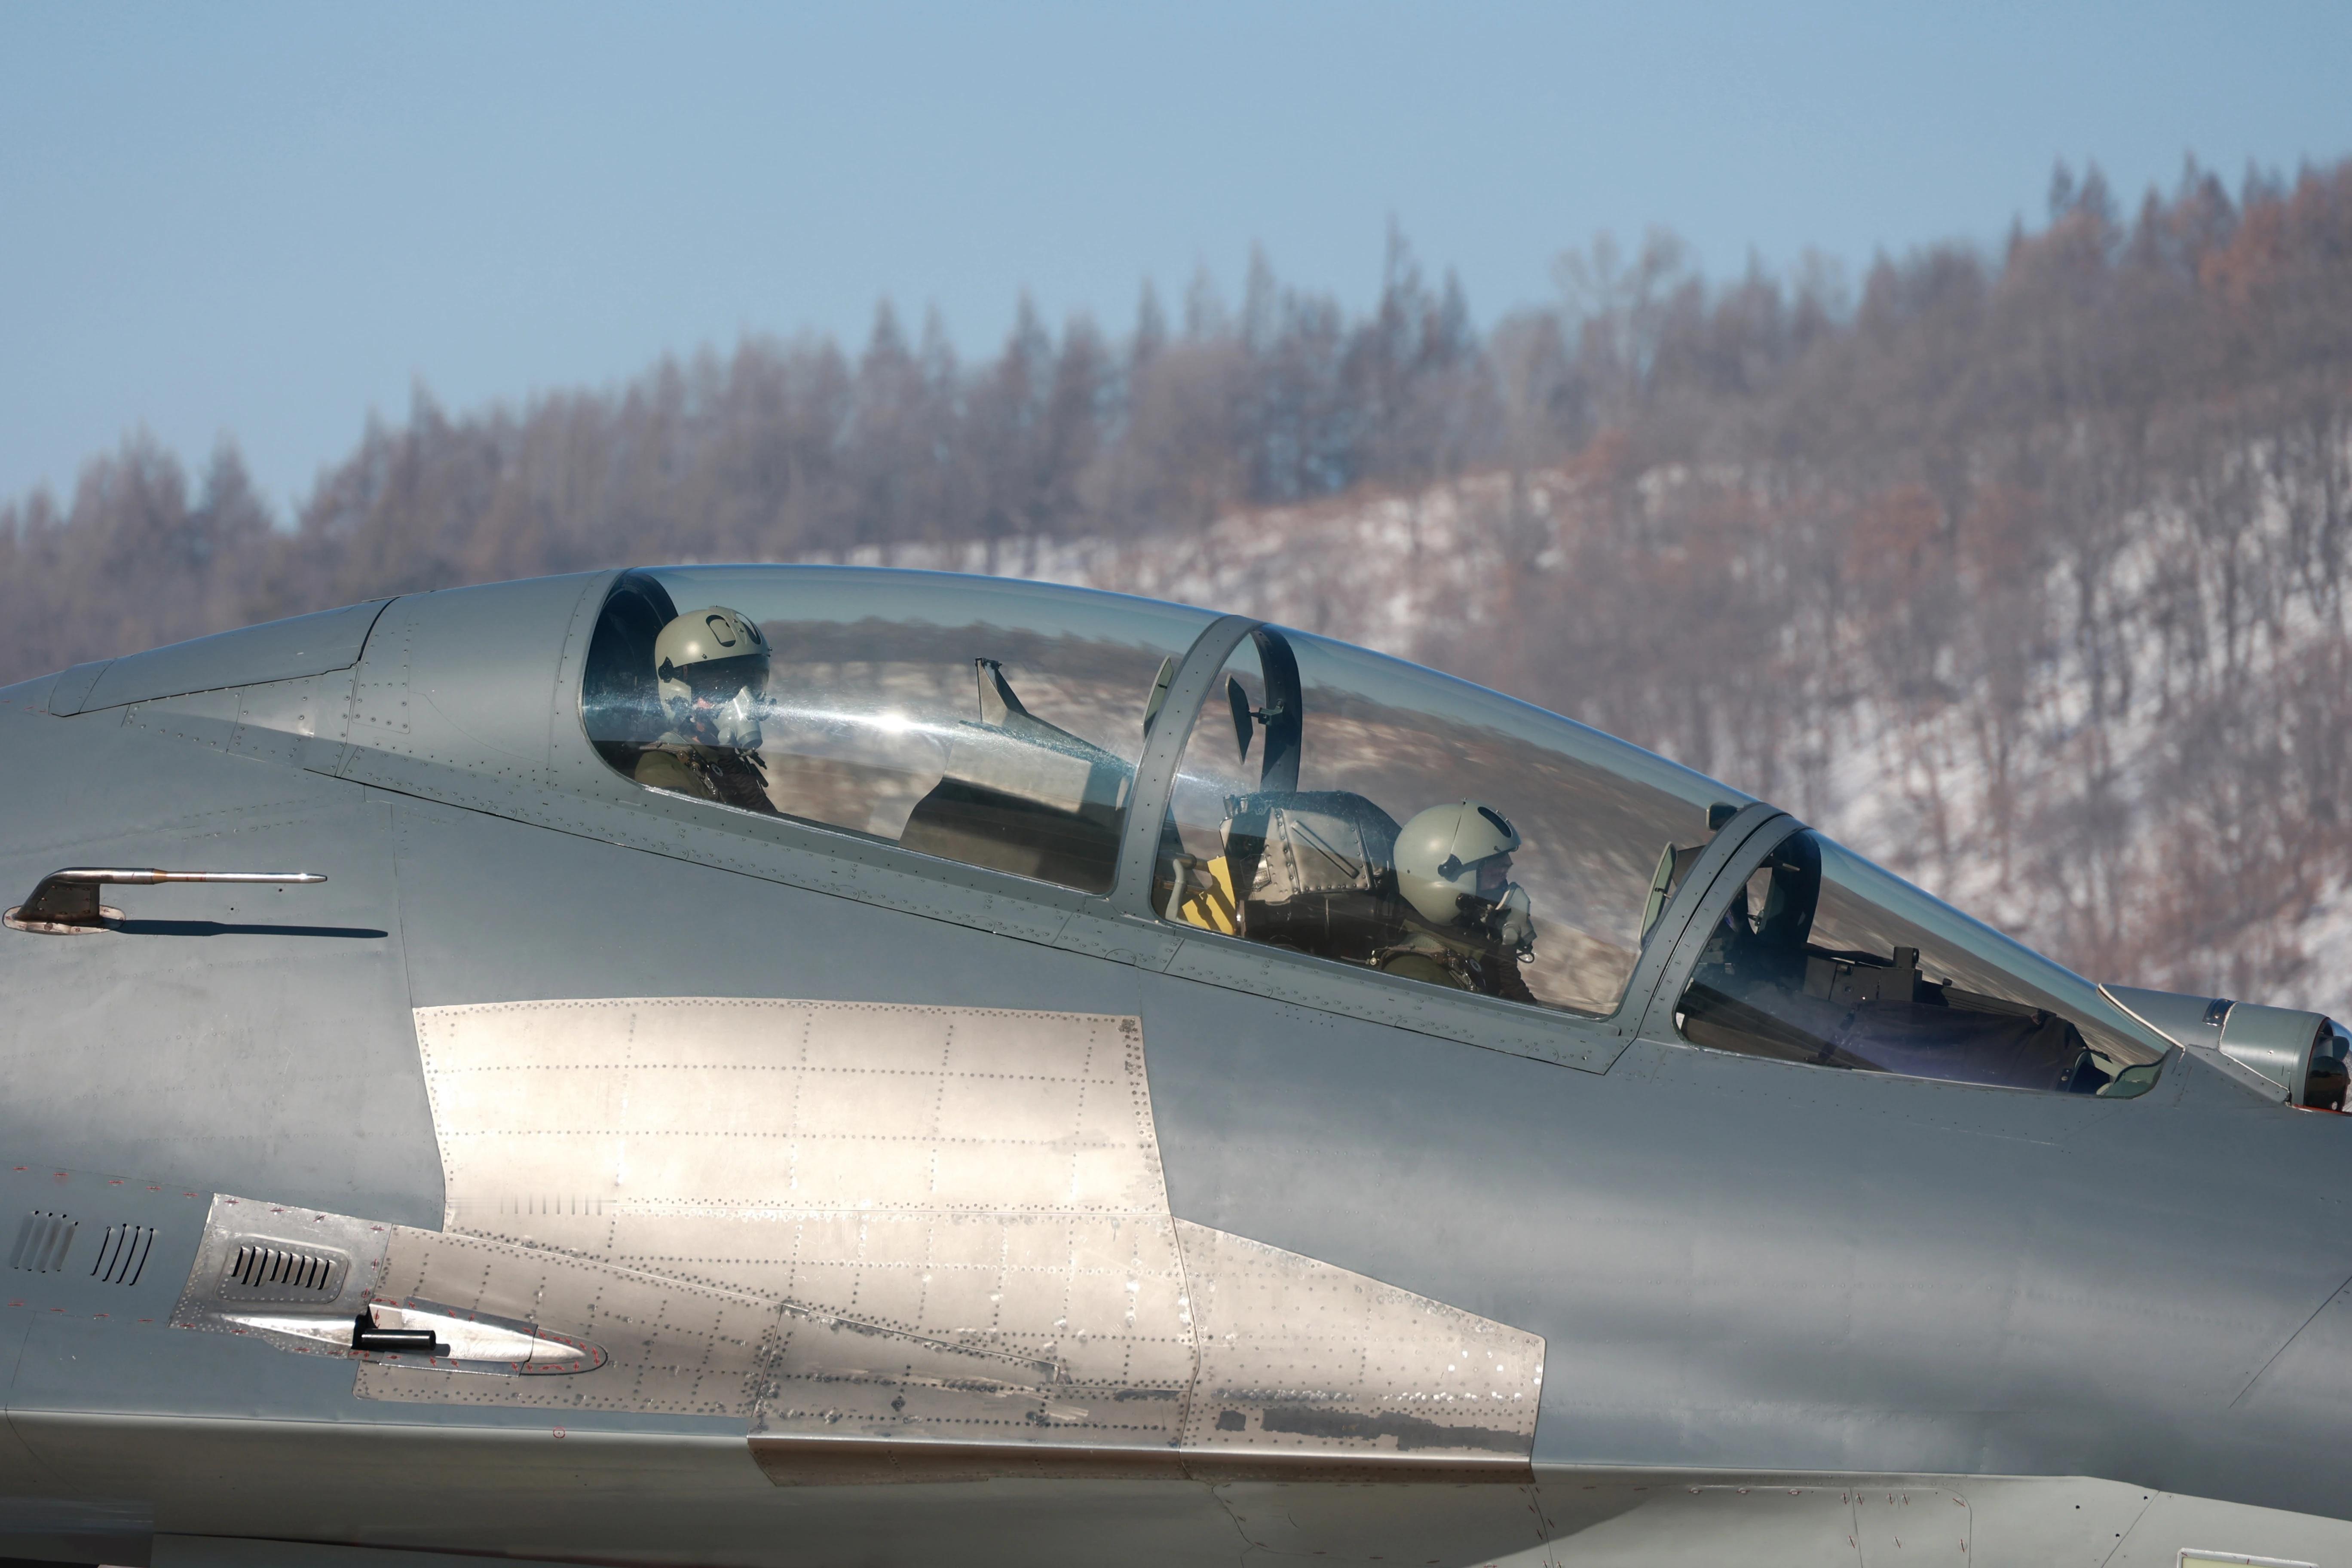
[3,867,328,934]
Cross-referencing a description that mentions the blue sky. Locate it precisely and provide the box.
[3,0,2349,512]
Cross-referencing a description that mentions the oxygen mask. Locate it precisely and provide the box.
[707,686,765,752]
[1493,882,1537,960]
[1460,882,1537,961]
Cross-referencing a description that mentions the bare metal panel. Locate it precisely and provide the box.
[395,996,1545,1474]
[410,998,1193,1448]
[171,1196,604,1379]
[361,1221,1141,1415]
[1174,1219,1541,1465]
[358,1228,773,1412]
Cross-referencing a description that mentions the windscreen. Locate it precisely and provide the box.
[1673,830,2171,1096]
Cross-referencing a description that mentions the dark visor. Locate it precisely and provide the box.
[663,652,769,699]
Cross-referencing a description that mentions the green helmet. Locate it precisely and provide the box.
[1394,800,1523,927]
[655,607,770,738]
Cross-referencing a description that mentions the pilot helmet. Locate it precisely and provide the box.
[655,607,771,743]
[1395,801,1529,947]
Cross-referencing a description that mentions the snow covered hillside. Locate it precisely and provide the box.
[821,459,2352,1018]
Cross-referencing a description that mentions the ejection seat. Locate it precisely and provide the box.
[1176,790,1407,967]
[1158,626,1411,966]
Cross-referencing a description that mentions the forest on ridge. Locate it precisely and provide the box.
[6,156,2352,1006]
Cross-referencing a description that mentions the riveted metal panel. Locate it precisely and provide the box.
[102,669,361,779]
[349,596,416,743]
[169,1194,391,1357]
[1173,1218,1541,1464]
[356,1227,779,1413]
[118,685,242,753]
[364,995,1544,1477]
[239,669,359,775]
[407,998,1196,1449]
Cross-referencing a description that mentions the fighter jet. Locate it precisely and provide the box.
[0,564,2345,1568]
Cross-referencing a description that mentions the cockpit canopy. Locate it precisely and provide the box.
[578,564,2173,1099]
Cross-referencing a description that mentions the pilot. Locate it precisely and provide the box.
[634,606,779,815]
[1382,801,1538,1004]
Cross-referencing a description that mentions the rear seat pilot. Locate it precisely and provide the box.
[1382,801,1539,1004]
[635,606,781,815]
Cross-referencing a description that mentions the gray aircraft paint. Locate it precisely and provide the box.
[0,566,2345,1568]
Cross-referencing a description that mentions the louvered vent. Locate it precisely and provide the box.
[9,1211,76,1273]
[89,1223,154,1287]
[218,1240,348,1303]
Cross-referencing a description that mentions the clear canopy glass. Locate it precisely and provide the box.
[1156,627,1747,1018]
[580,567,1216,892]
[577,566,2171,1098]
[1673,830,2170,1096]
